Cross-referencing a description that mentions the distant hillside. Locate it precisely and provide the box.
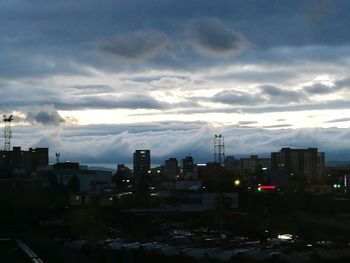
[88,166,115,172]
[326,160,350,167]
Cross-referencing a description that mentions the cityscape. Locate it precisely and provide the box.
[2,0,350,262]
[1,129,350,262]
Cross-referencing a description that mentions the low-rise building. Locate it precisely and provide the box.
[0,147,48,176]
[52,162,113,193]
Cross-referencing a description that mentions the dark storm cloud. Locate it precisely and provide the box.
[0,84,63,110]
[0,0,350,79]
[336,78,350,88]
[98,31,168,59]
[29,110,65,126]
[209,85,306,107]
[187,17,247,56]
[303,78,350,95]
[303,83,335,94]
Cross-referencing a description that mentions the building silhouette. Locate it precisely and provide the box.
[133,150,150,178]
[271,147,325,186]
[0,147,48,176]
[223,156,239,171]
[165,158,178,178]
[52,162,112,193]
[181,156,195,178]
[240,155,271,174]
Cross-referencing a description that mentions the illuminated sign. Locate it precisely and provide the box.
[258,185,276,191]
[261,185,275,190]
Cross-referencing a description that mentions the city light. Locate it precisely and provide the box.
[234,179,240,186]
[278,234,293,240]
[257,185,276,192]
[260,185,276,190]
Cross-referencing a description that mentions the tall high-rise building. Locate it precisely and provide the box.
[165,158,178,178]
[133,150,150,178]
[271,147,325,185]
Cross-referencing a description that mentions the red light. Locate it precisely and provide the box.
[260,185,276,190]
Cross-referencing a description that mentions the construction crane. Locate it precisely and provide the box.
[3,115,13,151]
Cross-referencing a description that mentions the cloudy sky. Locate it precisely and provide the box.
[2,0,350,165]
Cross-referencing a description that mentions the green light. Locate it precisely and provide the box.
[258,187,262,192]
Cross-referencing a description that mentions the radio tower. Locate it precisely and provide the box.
[3,115,13,151]
[214,134,225,165]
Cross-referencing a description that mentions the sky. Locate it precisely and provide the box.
[2,0,350,165]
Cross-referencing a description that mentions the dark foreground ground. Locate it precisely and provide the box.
[1,192,350,263]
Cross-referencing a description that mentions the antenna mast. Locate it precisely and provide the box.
[55,152,61,163]
[214,134,225,165]
[3,115,13,151]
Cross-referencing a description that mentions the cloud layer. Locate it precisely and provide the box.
[1,0,350,163]
[11,122,350,165]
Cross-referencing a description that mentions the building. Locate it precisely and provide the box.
[197,162,226,180]
[0,147,49,176]
[133,150,151,178]
[164,158,178,178]
[317,152,326,180]
[271,147,325,186]
[181,156,195,178]
[240,155,271,174]
[116,164,133,179]
[326,166,350,192]
[223,156,239,171]
[53,162,113,193]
